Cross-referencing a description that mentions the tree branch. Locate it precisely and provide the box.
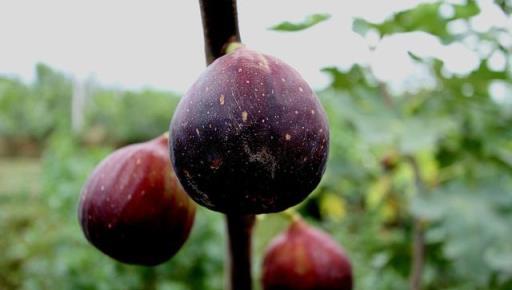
[199,0,241,65]
[198,2,254,290]
[407,156,426,290]
[226,214,255,290]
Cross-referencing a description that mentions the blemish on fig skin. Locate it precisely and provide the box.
[101,186,105,191]
[299,87,304,92]
[242,111,248,122]
[210,159,223,170]
[285,134,292,141]
[311,110,315,115]
[219,94,225,105]
[195,128,200,137]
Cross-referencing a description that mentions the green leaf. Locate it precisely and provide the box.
[352,1,480,43]
[269,13,331,32]
[352,17,373,37]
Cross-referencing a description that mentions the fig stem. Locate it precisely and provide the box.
[225,42,244,54]
[281,209,301,223]
[199,0,241,65]
[226,214,255,290]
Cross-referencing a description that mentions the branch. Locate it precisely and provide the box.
[371,67,424,290]
[199,0,241,65]
[198,2,254,290]
[226,214,255,290]
[407,156,426,290]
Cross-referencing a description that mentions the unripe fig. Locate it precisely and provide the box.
[170,47,329,214]
[78,134,196,266]
[262,218,353,290]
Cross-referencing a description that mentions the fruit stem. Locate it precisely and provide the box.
[226,214,255,290]
[199,0,241,65]
[281,208,302,223]
[225,42,244,54]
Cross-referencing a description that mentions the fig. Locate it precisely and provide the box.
[78,134,196,266]
[169,47,329,214]
[262,217,353,290]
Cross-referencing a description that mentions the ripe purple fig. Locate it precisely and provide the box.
[78,134,196,266]
[262,218,353,290]
[170,47,329,214]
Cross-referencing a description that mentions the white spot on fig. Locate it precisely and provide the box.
[246,80,250,84]
[196,128,200,136]
[281,78,286,82]
[311,110,315,115]
[107,223,112,229]
[220,94,225,105]
[242,111,248,122]
[285,134,291,140]
[136,158,141,165]
[238,68,243,72]
[100,185,105,191]
[299,87,304,92]
[295,110,299,114]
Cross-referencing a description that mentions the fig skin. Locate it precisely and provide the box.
[170,47,329,214]
[262,218,353,290]
[78,134,196,266]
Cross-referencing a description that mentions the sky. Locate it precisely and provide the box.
[0,0,510,93]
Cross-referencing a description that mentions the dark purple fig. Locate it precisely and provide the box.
[78,134,196,266]
[170,47,329,214]
[262,218,353,290]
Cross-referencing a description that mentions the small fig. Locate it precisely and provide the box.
[78,134,196,266]
[170,47,329,214]
[262,217,353,290]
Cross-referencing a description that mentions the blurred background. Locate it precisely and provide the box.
[1,0,511,289]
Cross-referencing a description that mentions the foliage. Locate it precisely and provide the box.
[0,132,226,290]
[353,1,480,43]
[269,13,331,32]
[0,66,180,146]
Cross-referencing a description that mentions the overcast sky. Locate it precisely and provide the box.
[0,0,509,93]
